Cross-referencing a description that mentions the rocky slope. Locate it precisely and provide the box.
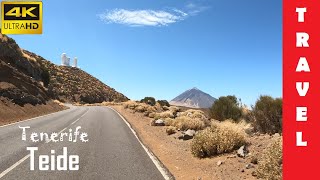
[0,33,50,106]
[23,50,128,103]
[0,32,66,124]
[170,87,216,108]
[0,32,128,123]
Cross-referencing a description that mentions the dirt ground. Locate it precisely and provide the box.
[112,105,278,180]
[0,97,66,126]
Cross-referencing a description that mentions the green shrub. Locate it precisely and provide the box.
[157,100,170,107]
[191,121,247,158]
[209,95,242,121]
[140,97,156,106]
[250,96,282,134]
[256,137,282,180]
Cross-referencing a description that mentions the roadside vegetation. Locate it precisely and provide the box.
[86,94,283,179]
[249,96,282,134]
[191,120,247,158]
[256,137,282,180]
[209,95,242,121]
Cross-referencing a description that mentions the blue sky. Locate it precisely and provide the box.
[8,0,282,106]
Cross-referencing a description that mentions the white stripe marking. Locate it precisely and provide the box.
[107,107,172,180]
[0,108,89,178]
[0,155,30,179]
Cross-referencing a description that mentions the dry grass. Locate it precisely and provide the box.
[123,101,139,110]
[256,137,282,180]
[154,111,175,119]
[101,101,122,106]
[53,100,64,106]
[148,112,156,118]
[191,121,247,158]
[165,116,206,131]
[179,109,207,120]
[166,126,176,135]
[21,49,37,62]
[169,106,181,114]
[123,101,157,116]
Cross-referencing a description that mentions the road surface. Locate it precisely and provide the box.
[0,106,169,180]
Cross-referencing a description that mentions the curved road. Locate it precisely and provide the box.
[0,106,169,180]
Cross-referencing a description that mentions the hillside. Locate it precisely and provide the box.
[170,87,216,108]
[0,32,128,124]
[0,33,65,124]
[22,50,128,103]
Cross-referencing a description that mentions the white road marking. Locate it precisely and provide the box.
[0,154,30,179]
[0,108,89,178]
[108,107,172,180]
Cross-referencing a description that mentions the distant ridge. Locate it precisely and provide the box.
[170,87,216,108]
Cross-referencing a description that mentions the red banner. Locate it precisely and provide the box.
[283,0,320,179]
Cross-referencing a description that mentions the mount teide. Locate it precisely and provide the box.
[170,87,217,108]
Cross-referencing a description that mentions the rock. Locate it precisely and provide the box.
[241,169,245,173]
[178,129,196,140]
[237,145,249,158]
[246,164,254,169]
[185,129,196,136]
[217,161,223,166]
[155,119,165,126]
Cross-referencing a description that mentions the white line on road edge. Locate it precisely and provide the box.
[107,107,173,180]
[0,109,89,179]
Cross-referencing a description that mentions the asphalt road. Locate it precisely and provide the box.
[0,106,168,180]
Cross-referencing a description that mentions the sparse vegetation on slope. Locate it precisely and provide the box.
[22,50,128,104]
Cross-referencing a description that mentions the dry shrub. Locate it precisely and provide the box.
[162,106,170,111]
[250,96,282,134]
[214,119,252,135]
[53,100,64,106]
[154,111,175,119]
[256,137,282,180]
[166,116,205,131]
[191,121,247,158]
[147,106,157,113]
[166,126,176,135]
[101,101,121,106]
[123,101,138,109]
[164,118,175,126]
[123,101,157,117]
[148,112,156,118]
[169,106,181,114]
[135,105,148,113]
[180,109,207,120]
